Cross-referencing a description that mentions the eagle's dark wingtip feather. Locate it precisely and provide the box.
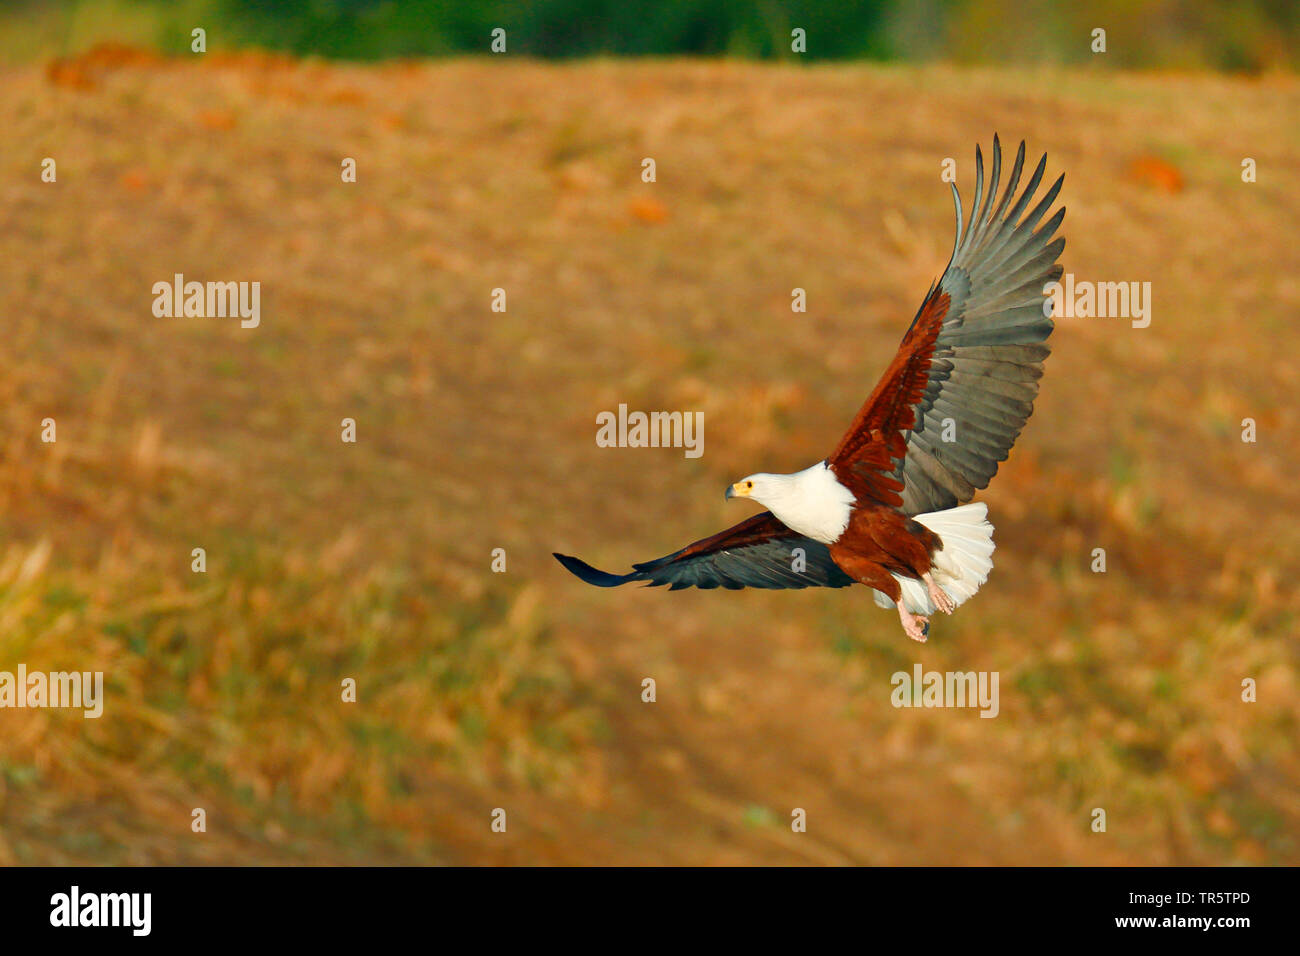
[552,552,637,587]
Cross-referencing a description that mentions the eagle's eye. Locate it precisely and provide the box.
[744,481,753,490]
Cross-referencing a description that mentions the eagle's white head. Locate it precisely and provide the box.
[726,462,855,544]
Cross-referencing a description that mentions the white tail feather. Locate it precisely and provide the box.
[871,503,995,615]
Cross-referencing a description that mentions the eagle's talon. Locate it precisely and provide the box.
[922,572,956,615]
[898,606,930,642]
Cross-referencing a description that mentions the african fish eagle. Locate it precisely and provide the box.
[555,136,1064,642]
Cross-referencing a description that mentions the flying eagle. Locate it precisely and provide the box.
[555,136,1064,642]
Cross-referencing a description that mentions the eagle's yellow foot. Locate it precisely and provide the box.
[923,572,955,615]
[898,605,929,642]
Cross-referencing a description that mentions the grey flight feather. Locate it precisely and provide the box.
[895,135,1065,516]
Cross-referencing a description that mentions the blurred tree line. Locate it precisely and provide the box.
[217,0,893,60]
[13,0,1300,69]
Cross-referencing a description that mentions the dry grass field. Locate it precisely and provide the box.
[1,51,1297,864]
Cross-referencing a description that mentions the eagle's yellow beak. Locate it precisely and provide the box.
[725,481,753,500]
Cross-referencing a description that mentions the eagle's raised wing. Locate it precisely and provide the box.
[827,136,1064,515]
[554,511,853,590]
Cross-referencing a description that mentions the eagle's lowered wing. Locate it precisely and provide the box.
[554,511,853,590]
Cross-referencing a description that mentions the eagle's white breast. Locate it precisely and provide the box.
[754,462,856,544]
